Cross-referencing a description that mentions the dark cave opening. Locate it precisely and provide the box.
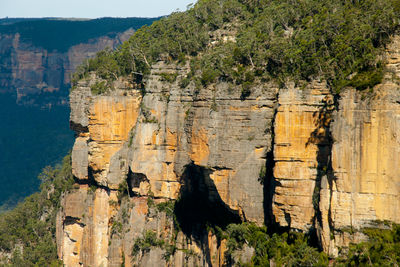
[74,166,110,193]
[174,163,242,240]
[126,168,149,197]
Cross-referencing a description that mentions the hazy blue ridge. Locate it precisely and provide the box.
[0,17,160,52]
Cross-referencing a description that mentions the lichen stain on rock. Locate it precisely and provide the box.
[209,169,237,209]
[88,95,141,179]
[190,128,210,166]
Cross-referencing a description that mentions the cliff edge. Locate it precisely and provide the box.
[57,1,400,265]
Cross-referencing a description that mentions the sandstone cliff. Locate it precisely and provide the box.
[59,60,275,266]
[57,33,400,265]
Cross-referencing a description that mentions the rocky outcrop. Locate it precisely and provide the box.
[0,29,133,106]
[58,62,277,266]
[58,37,400,265]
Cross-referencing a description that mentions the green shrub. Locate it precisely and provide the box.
[146,196,155,208]
[160,72,178,83]
[90,81,108,95]
[131,230,165,257]
[258,165,266,184]
[179,77,191,88]
[347,67,384,91]
[117,181,129,202]
[223,223,328,266]
[201,68,220,86]
[338,224,400,266]
[111,221,123,236]
[156,200,175,218]
[240,83,252,100]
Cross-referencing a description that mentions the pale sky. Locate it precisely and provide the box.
[0,0,197,18]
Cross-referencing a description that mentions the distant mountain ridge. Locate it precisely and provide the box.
[0,17,158,210]
[0,17,159,52]
[0,17,159,106]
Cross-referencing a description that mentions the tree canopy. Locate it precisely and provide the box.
[74,0,400,93]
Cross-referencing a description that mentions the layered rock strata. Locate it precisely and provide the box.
[272,82,334,231]
[58,37,400,266]
[58,62,277,266]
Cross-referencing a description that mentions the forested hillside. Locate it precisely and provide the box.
[0,96,73,210]
[75,0,400,94]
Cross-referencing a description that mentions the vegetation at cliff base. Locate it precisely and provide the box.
[220,222,400,266]
[337,224,400,266]
[0,154,74,266]
[222,223,328,266]
[74,0,400,94]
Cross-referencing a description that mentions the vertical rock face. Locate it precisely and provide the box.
[272,82,334,231]
[58,186,118,267]
[128,62,277,221]
[317,38,400,256]
[59,37,400,266]
[319,86,400,255]
[59,62,278,266]
[69,77,142,187]
[87,91,142,186]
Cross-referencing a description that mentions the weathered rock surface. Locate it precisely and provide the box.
[317,37,400,256]
[272,81,334,231]
[58,61,277,266]
[70,76,142,187]
[125,62,277,220]
[58,37,400,266]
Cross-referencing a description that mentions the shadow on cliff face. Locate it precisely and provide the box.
[174,163,242,239]
[174,163,242,265]
[262,147,280,232]
[307,95,338,248]
[261,101,284,233]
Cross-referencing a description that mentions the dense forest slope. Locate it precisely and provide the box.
[0,96,72,210]
[2,0,400,266]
